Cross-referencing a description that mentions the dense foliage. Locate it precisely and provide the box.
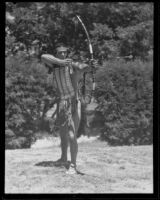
[5,2,153,148]
[6,2,153,60]
[5,55,57,148]
[95,59,153,145]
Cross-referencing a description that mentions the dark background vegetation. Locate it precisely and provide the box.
[5,2,153,148]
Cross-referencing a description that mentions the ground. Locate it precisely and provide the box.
[5,136,153,193]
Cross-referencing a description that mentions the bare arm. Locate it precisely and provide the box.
[72,61,90,72]
[41,54,93,72]
[41,54,65,67]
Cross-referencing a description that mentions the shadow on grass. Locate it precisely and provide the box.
[35,161,85,175]
[35,160,70,169]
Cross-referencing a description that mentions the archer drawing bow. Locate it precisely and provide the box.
[76,15,96,100]
[41,54,75,100]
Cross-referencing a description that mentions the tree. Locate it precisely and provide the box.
[6,2,153,60]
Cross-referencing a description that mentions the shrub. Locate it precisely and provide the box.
[95,59,153,145]
[6,137,28,149]
[5,55,56,149]
[5,129,15,138]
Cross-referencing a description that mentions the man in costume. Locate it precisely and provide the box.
[41,43,97,174]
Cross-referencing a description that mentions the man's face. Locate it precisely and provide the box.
[57,51,68,59]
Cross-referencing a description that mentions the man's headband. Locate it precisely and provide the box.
[56,46,68,52]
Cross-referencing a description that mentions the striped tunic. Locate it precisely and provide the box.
[41,54,75,100]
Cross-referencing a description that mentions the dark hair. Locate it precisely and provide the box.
[56,42,66,48]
